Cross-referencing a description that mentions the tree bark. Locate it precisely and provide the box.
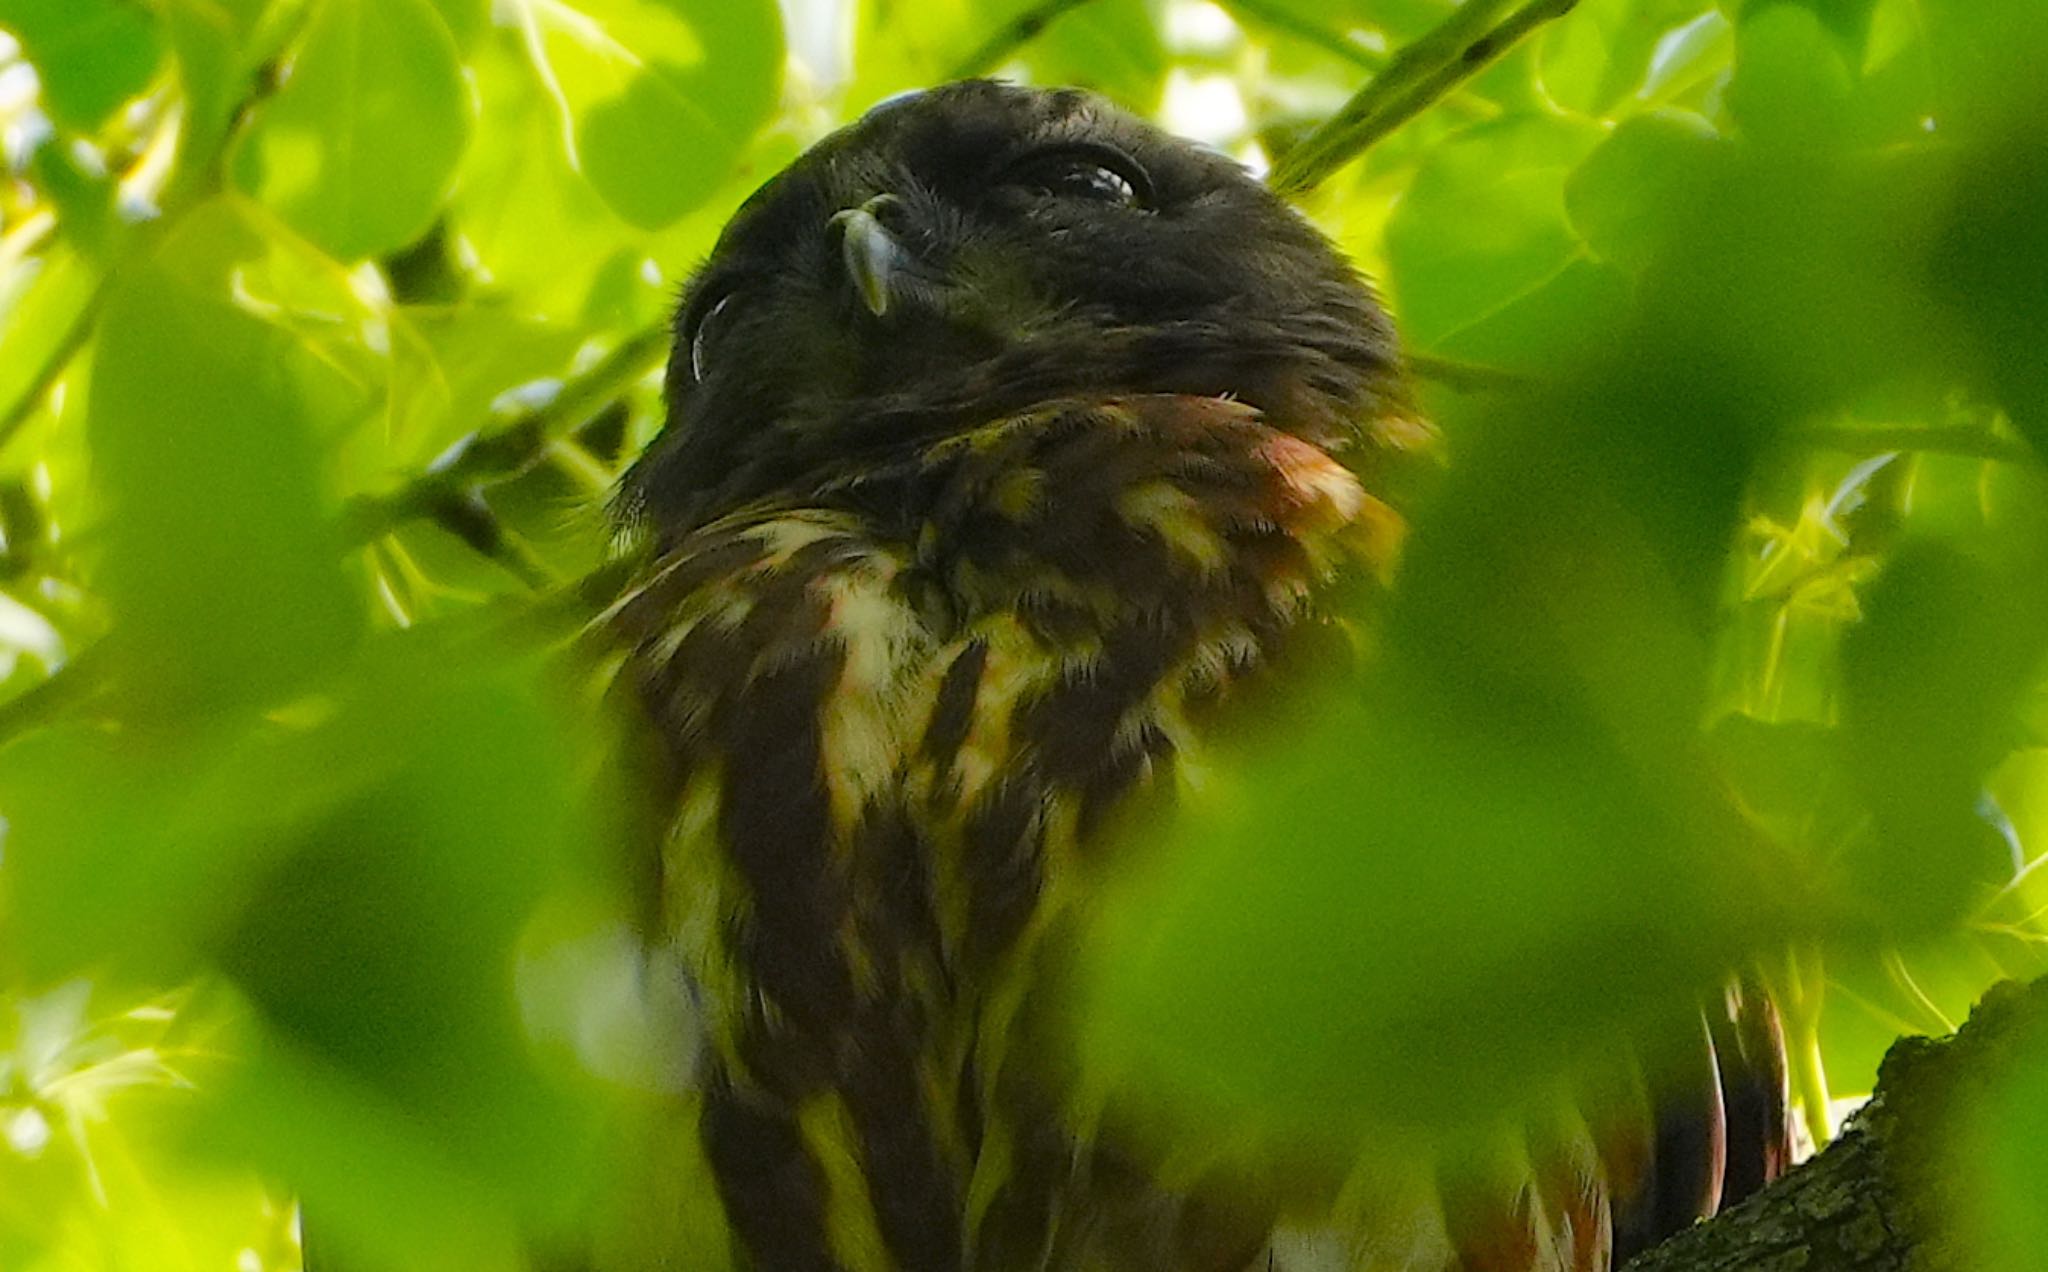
[1622,976,2048,1271]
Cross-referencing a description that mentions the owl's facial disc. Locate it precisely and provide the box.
[628,81,1402,536]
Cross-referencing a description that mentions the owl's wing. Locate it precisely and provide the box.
[605,504,955,1272]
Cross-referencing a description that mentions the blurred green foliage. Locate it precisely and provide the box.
[0,0,2042,1268]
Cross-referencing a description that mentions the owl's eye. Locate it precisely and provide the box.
[1001,144,1151,207]
[687,292,739,381]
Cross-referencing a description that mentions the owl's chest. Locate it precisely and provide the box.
[622,394,1392,1013]
[860,399,1372,792]
[821,399,1382,952]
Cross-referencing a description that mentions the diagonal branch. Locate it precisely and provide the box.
[1621,976,2048,1271]
[340,322,667,579]
[1269,0,1581,198]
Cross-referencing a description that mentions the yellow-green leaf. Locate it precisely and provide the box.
[230,0,474,260]
[508,0,782,230]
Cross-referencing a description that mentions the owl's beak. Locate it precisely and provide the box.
[830,196,920,318]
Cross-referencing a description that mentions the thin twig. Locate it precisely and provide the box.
[1268,0,1517,195]
[1270,0,1580,197]
[949,0,1102,79]
[342,323,668,552]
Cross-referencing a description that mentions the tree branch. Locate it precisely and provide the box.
[340,323,667,575]
[1269,0,1581,198]
[1622,976,2048,1270]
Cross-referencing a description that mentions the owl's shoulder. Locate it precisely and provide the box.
[611,395,1399,750]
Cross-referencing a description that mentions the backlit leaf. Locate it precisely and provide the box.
[507,0,782,229]
[230,0,474,260]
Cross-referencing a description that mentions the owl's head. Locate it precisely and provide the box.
[623,80,1402,536]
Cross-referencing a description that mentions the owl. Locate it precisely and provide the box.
[602,80,1789,1272]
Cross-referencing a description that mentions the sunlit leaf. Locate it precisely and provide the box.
[0,0,165,131]
[449,35,630,315]
[1564,108,1721,271]
[86,199,363,716]
[230,0,474,261]
[425,0,489,49]
[380,306,586,470]
[1725,5,1857,149]
[1537,0,1715,119]
[1020,0,1168,108]
[1381,113,1602,348]
[506,0,782,230]
[0,247,99,449]
[157,0,290,185]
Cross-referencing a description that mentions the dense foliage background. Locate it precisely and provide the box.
[0,0,2043,1267]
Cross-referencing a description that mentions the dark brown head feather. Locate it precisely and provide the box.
[619,80,1402,542]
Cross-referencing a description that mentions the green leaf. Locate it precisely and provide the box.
[155,0,283,187]
[1950,986,2048,1272]
[0,985,291,1272]
[1427,256,1633,376]
[1076,330,1802,1154]
[1564,108,1723,271]
[1838,540,2048,931]
[1381,113,1603,348]
[845,0,971,95]
[1819,941,2018,1100]
[587,1095,734,1271]
[0,245,99,446]
[86,199,363,716]
[1019,0,1169,109]
[1726,5,1857,148]
[1929,103,2048,450]
[1639,8,1735,105]
[1859,0,2048,137]
[381,306,587,471]
[1631,146,1952,415]
[29,138,119,257]
[201,658,614,1265]
[0,0,165,131]
[1220,0,1452,43]
[1741,0,1877,61]
[230,0,474,261]
[447,35,628,316]
[0,725,343,978]
[425,0,488,49]
[1076,681,1788,1150]
[1537,0,1716,119]
[508,0,783,230]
